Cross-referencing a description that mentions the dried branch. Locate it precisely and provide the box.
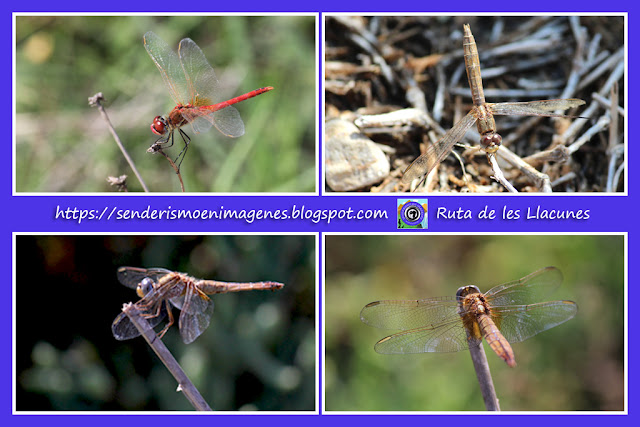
[120,303,212,411]
[468,340,501,411]
[496,146,552,192]
[487,152,518,193]
[88,93,150,192]
[155,149,186,192]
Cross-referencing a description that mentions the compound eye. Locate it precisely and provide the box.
[456,285,481,299]
[481,133,502,153]
[136,278,155,298]
[151,116,166,135]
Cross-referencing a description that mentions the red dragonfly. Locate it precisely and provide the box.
[143,31,273,166]
[360,267,577,367]
[112,267,284,344]
[402,24,585,185]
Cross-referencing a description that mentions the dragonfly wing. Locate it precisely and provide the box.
[401,110,478,183]
[361,297,470,354]
[212,106,245,137]
[178,286,215,344]
[494,300,578,344]
[178,37,221,106]
[179,101,244,137]
[374,321,470,354]
[111,304,168,340]
[169,293,185,310]
[489,99,585,117]
[144,32,191,105]
[360,297,459,330]
[485,267,564,306]
[112,312,142,340]
[181,113,214,134]
[177,38,247,137]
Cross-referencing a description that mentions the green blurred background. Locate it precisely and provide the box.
[16,235,316,410]
[325,235,624,411]
[15,15,316,192]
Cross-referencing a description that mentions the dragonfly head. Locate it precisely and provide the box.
[456,285,481,300]
[136,277,155,298]
[151,116,169,136]
[481,132,502,154]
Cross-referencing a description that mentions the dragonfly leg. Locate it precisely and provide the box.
[148,130,175,154]
[156,299,175,339]
[173,129,191,171]
[138,300,163,321]
[136,297,155,312]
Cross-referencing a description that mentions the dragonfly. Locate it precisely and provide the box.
[402,24,585,185]
[360,267,577,367]
[112,266,284,344]
[143,31,273,167]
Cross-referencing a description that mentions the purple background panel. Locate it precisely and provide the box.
[8,195,634,232]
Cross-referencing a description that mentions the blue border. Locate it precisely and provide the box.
[8,2,634,421]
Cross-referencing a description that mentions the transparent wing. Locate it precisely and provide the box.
[484,267,564,306]
[360,297,459,330]
[185,114,214,134]
[181,105,245,137]
[178,37,221,106]
[212,106,245,137]
[481,267,577,343]
[372,321,472,354]
[177,285,215,344]
[360,297,472,354]
[372,323,473,354]
[402,110,478,183]
[111,303,168,341]
[494,300,578,344]
[489,99,585,117]
[178,38,246,137]
[144,31,190,105]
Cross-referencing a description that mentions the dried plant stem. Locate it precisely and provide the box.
[486,152,517,193]
[88,93,150,192]
[497,146,552,192]
[156,149,186,192]
[121,303,212,411]
[468,339,501,411]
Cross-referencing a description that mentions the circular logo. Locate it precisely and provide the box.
[400,201,425,226]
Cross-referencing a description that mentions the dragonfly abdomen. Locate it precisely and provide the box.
[478,314,516,367]
[463,24,486,107]
[204,86,274,113]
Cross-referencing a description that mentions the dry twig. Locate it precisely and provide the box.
[88,93,150,192]
[120,303,212,411]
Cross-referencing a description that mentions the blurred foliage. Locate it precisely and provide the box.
[15,16,316,192]
[16,235,316,410]
[325,235,624,411]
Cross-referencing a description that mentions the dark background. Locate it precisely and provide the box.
[15,234,316,411]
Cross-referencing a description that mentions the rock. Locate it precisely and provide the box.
[325,119,390,191]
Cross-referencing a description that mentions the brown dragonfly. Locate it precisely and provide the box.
[360,267,577,367]
[112,267,284,344]
[402,24,585,185]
